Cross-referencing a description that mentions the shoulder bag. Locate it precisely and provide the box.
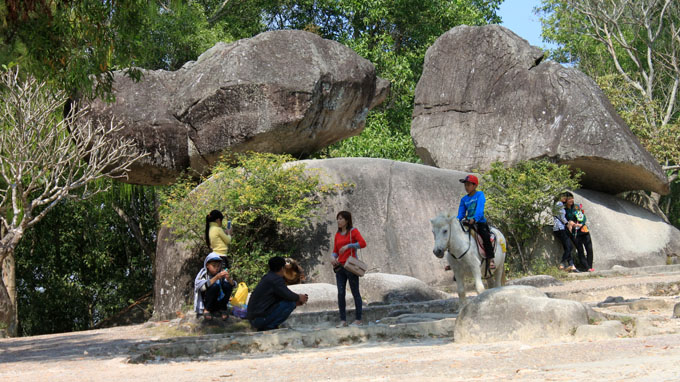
[343,228,367,277]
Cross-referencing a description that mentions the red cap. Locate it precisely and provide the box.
[459,175,479,185]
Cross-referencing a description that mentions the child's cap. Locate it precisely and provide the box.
[459,174,479,185]
[204,253,223,268]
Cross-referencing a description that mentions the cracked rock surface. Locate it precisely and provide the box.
[411,25,668,195]
[153,158,680,319]
[85,30,388,185]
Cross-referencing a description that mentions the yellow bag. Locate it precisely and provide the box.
[232,282,249,307]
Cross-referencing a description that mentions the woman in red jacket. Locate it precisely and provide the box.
[330,210,367,327]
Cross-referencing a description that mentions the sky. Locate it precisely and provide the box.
[497,0,558,51]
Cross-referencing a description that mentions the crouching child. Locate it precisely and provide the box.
[194,253,237,320]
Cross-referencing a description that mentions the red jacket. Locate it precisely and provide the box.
[333,228,367,264]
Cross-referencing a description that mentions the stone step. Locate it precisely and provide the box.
[287,298,460,326]
[567,264,680,278]
[129,317,456,363]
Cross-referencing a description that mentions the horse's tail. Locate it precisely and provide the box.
[490,227,507,255]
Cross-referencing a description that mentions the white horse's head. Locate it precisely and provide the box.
[430,212,456,258]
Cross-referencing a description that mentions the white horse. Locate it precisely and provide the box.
[430,212,507,303]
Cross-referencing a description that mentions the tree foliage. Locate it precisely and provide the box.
[0,0,149,99]
[15,180,157,336]
[537,0,680,170]
[159,152,346,287]
[538,0,680,226]
[0,67,145,336]
[315,0,503,162]
[480,160,582,274]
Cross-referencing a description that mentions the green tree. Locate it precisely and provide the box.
[538,0,680,228]
[537,0,680,178]
[159,152,345,286]
[261,1,502,162]
[0,0,150,99]
[0,67,145,336]
[15,181,157,336]
[480,160,582,274]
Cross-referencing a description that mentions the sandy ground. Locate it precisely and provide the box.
[2,331,680,382]
[2,271,680,382]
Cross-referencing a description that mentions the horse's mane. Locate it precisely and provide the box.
[432,211,457,226]
[434,211,456,220]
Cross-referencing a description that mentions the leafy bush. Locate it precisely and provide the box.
[159,152,346,286]
[480,160,582,274]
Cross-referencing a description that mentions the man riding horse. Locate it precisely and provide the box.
[457,174,495,270]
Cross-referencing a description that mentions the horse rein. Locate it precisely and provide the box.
[449,220,472,260]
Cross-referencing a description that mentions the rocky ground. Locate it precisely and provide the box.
[2,267,680,382]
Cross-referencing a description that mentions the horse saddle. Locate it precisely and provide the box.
[470,230,496,259]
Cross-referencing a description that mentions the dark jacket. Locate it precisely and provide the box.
[246,271,299,320]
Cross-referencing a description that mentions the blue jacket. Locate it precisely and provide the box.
[457,191,487,223]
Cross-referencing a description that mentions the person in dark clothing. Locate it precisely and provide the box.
[553,192,575,271]
[247,256,308,331]
[565,197,595,272]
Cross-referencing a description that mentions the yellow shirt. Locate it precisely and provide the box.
[209,222,231,255]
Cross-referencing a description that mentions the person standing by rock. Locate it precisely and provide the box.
[247,256,308,331]
[566,198,595,272]
[331,211,367,327]
[553,192,575,271]
[205,209,233,266]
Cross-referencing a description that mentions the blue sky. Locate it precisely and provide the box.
[497,0,558,50]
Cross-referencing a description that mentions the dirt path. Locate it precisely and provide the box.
[1,271,680,382]
[2,333,680,381]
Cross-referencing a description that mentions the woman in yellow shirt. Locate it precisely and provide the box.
[205,210,233,265]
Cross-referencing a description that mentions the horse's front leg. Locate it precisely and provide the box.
[455,269,467,304]
[470,264,485,295]
[449,259,467,304]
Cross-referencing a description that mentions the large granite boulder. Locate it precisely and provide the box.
[152,158,680,319]
[531,189,680,270]
[453,286,591,343]
[87,30,389,185]
[153,158,465,319]
[411,25,669,195]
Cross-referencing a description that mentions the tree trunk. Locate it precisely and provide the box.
[0,250,17,337]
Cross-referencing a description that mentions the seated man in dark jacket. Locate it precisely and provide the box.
[247,256,308,331]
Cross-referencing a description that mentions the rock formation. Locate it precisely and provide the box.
[153,158,680,319]
[411,25,669,195]
[454,286,591,343]
[531,189,680,270]
[87,30,389,185]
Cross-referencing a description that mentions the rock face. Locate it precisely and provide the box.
[287,283,353,313]
[152,158,680,319]
[453,286,590,343]
[412,25,669,195]
[291,158,467,287]
[153,158,466,318]
[87,30,389,185]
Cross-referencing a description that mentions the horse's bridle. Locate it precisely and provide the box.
[448,220,472,260]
